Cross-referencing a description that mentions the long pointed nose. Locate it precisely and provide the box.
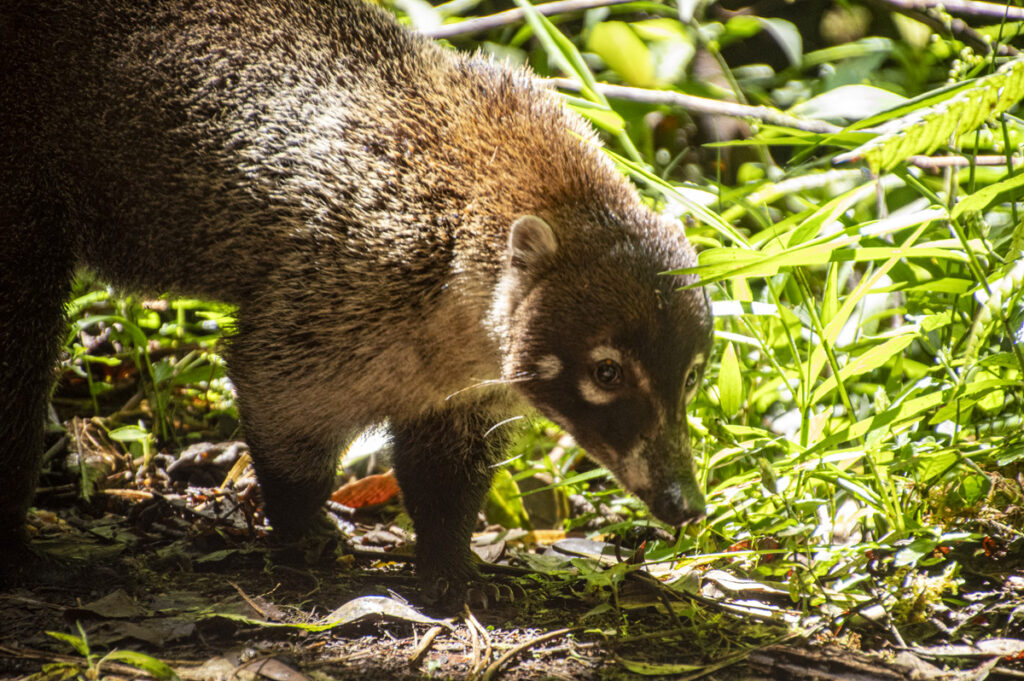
[650,480,705,526]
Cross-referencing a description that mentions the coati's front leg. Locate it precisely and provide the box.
[390,400,509,604]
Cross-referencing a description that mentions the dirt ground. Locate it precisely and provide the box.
[5,478,1023,681]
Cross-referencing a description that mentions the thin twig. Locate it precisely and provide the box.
[408,624,445,667]
[421,0,635,40]
[465,607,493,679]
[880,0,1024,21]
[908,154,1023,169]
[864,0,1019,56]
[464,607,482,679]
[549,78,844,134]
[228,581,266,618]
[481,627,582,681]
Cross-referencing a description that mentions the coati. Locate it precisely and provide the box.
[0,0,713,599]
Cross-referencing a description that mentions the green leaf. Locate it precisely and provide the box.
[837,58,1024,172]
[951,171,1024,220]
[811,334,917,403]
[756,17,802,68]
[587,22,655,87]
[894,536,938,567]
[617,657,703,674]
[564,99,626,134]
[718,342,744,415]
[788,85,907,122]
[916,451,959,483]
[484,467,531,529]
[632,18,686,41]
[103,651,180,681]
[45,631,90,657]
[109,425,151,443]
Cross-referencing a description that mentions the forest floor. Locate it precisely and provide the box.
[4,462,1024,681]
[4,360,1024,681]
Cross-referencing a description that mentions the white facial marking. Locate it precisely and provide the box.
[579,377,616,405]
[534,354,562,381]
[588,345,622,364]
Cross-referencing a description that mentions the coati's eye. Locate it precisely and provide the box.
[685,364,702,393]
[593,359,623,388]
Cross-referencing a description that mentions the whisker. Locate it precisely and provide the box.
[484,414,525,438]
[444,373,536,401]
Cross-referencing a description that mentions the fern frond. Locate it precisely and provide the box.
[835,59,1024,173]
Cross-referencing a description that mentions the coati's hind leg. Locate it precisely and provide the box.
[226,337,346,543]
[244,428,341,541]
[391,400,511,604]
[0,196,74,564]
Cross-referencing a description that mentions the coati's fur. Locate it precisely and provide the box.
[0,0,713,598]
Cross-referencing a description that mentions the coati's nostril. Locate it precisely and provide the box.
[651,483,706,526]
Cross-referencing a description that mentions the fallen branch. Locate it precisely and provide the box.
[421,0,635,40]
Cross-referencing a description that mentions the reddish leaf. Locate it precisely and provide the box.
[331,471,400,508]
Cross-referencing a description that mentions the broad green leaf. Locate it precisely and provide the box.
[788,85,907,122]
[811,334,917,403]
[631,18,686,41]
[917,451,959,483]
[756,17,802,68]
[951,171,1024,220]
[894,536,939,567]
[485,467,531,529]
[587,22,655,87]
[955,473,991,506]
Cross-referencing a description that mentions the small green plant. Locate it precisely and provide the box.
[30,621,179,681]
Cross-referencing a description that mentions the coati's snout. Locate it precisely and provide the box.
[496,214,713,526]
[571,397,708,527]
[628,428,707,526]
[652,483,705,526]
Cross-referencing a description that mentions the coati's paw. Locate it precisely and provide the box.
[423,573,528,610]
[269,512,342,565]
[466,578,527,609]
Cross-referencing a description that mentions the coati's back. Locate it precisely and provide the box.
[1,0,713,601]
[3,0,632,299]
[5,0,454,299]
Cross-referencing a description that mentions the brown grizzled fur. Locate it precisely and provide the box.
[0,0,712,600]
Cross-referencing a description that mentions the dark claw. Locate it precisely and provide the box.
[466,585,490,610]
[433,575,529,610]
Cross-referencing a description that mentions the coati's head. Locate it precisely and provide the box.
[493,213,713,526]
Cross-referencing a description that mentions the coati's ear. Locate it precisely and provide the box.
[508,215,557,271]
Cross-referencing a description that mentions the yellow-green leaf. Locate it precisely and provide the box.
[719,342,744,415]
[587,22,655,87]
